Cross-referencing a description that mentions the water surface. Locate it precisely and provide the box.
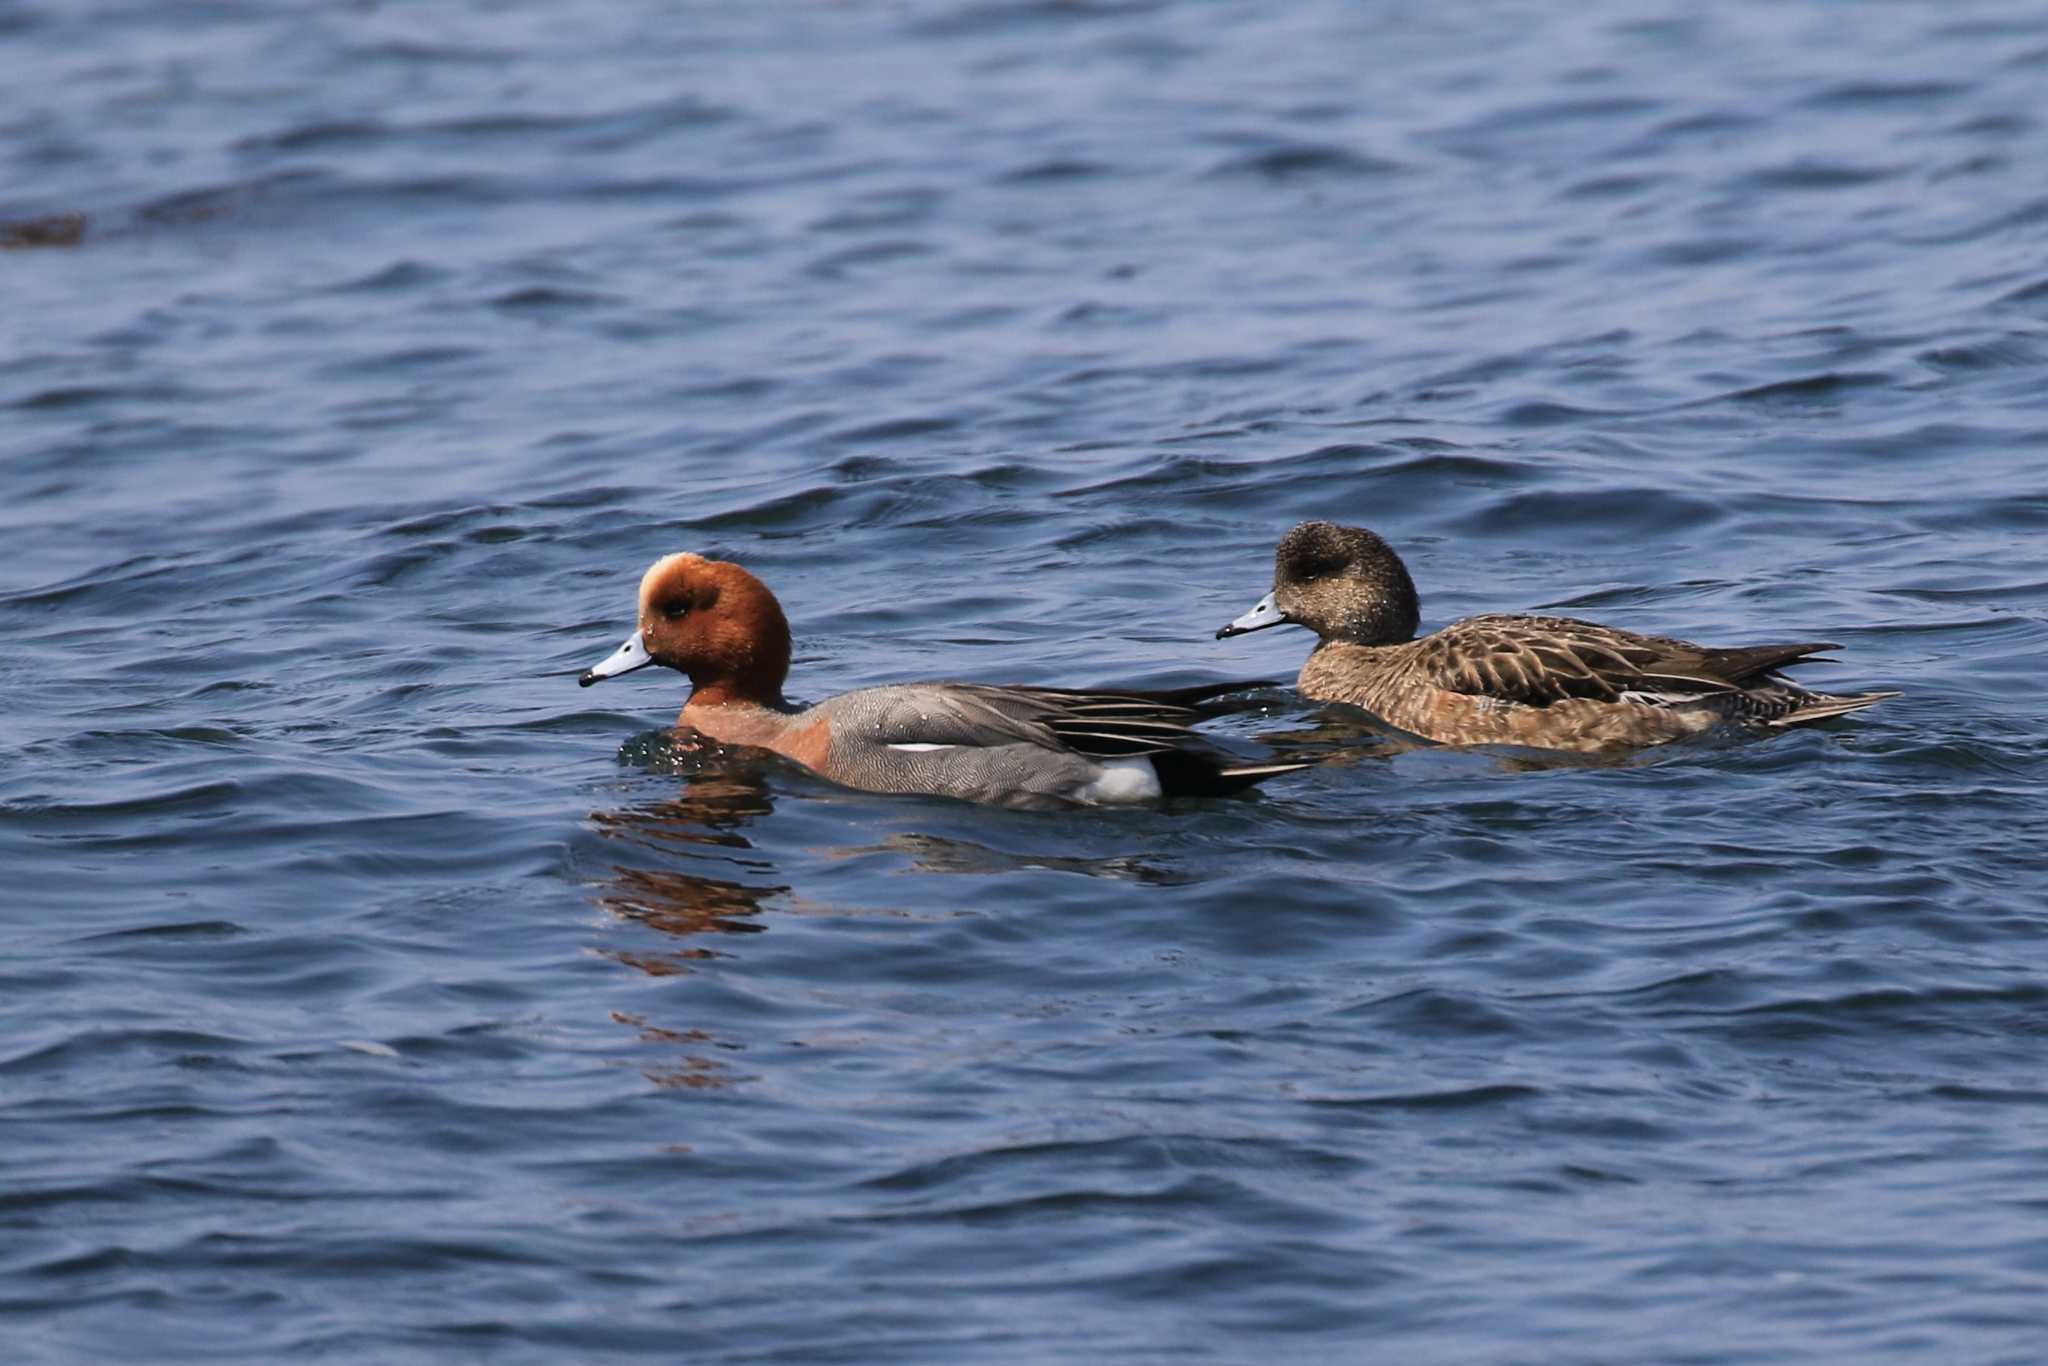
[6,1,2048,1360]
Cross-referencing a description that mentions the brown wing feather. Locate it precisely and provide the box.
[1418,616,1840,709]
[1690,642,1841,686]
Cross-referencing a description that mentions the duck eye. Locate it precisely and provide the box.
[662,600,689,620]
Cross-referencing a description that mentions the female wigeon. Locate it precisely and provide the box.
[581,553,1310,809]
[1217,521,1897,752]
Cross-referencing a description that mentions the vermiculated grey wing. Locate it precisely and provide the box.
[829,683,1216,759]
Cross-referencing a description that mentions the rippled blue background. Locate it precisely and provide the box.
[7,1,2048,1359]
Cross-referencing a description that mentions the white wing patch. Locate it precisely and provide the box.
[886,742,960,753]
[1077,757,1163,804]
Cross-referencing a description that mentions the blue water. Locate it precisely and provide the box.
[7,1,2048,1359]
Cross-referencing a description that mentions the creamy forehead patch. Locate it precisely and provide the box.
[637,553,707,618]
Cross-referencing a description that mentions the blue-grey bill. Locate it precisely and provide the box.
[578,630,653,686]
[1216,591,1289,639]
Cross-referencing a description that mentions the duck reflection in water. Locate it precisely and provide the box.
[589,767,786,966]
[587,765,788,1092]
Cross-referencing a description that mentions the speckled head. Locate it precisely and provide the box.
[1217,520,1421,646]
[580,553,792,706]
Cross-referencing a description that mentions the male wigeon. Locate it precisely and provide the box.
[1217,521,1897,752]
[581,553,1310,809]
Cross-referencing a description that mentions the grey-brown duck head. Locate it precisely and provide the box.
[1216,520,1422,646]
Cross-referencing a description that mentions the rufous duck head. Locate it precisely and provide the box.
[580,553,793,706]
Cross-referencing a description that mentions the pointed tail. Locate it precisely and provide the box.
[1149,752,1317,797]
[1766,690,1901,728]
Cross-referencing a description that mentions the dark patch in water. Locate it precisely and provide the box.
[2,211,87,249]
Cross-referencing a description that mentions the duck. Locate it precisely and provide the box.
[580,553,1310,809]
[1216,520,1897,752]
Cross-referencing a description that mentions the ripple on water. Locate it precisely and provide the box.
[7,0,2048,1361]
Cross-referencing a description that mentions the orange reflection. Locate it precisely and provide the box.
[611,1012,751,1092]
[589,765,785,1091]
[589,770,785,972]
